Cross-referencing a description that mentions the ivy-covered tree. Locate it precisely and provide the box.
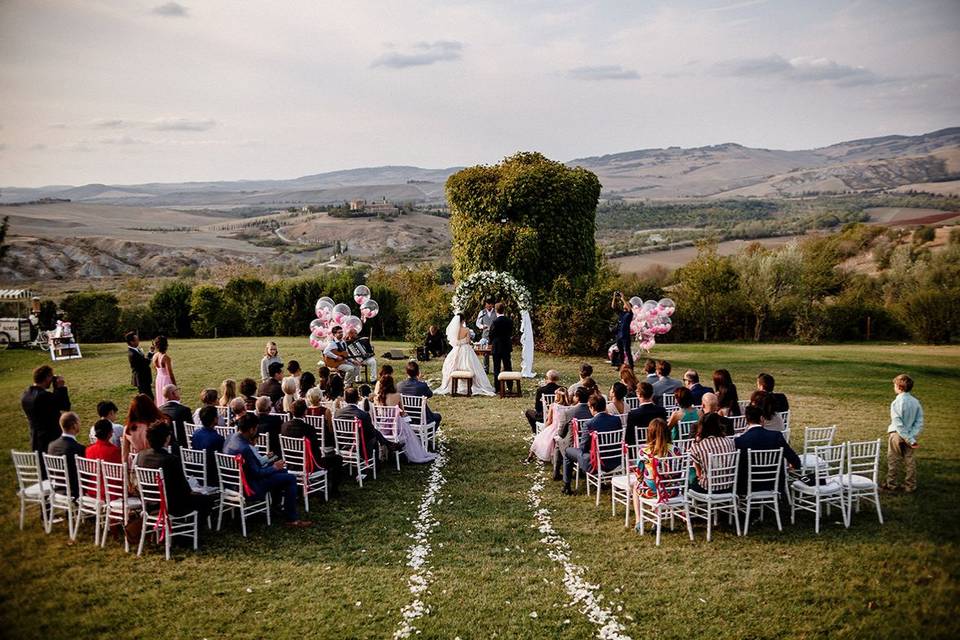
[446,151,601,296]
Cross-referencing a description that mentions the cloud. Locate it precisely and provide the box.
[152,2,188,18]
[703,0,768,13]
[92,119,131,129]
[150,118,216,131]
[99,136,150,145]
[568,65,641,81]
[371,41,463,69]
[30,143,47,151]
[715,54,887,87]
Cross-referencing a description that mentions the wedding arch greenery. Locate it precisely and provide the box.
[451,270,532,315]
[445,151,602,298]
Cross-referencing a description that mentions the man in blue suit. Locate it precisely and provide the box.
[397,361,441,428]
[734,405,801,495]
[562,395,623,495]
[682,369,713,405]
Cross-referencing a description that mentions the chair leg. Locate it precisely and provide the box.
[217,501,224,531]
[165,523,171,561]
[814,495,820,534]
[240,506,248,537]
[774,498,783,532]
[265,494,272,526]
[743,498,751,536]
[706,502,713,542]
[874,489,883,524]
[193,515,198,550]
[685,505,694,541]
[655,512,662,546]
[19,499,25,531]
[304,483,310,513]
[137,516,147,556]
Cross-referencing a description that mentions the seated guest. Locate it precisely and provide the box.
[631,417,681,528]
[567,363,594,396]
[580,376,599,398]
[688,413,735,493]
[335,387,402,457]
[136,421,213,522]
[642,358,658,384]
[524,387,573,464]
[88,400,123,447]
[257,362,284,405]
[625,382,667,447]
[254,396,283,457]
[48,411,85,498]
[668,386,700,439]
[396,361,441,428]
[298,371,316,400]
[682,370,712,405]
[228,397,247,428]
[357,384,374,413]
[750,390,785,432]
[190,405,224,485]
[159,384,192,448]
[373,374,436,463]
[757,373,789,412]
[652,360,683,402]
[192,388,221,425]
[223,414,311,528]
[561,395,622,495]
[425,324,446,358]
[278,376,298,414]
[345,326,377,382]
[325,373,346,411]
[551,387,593,481]
[123,393,164,462]
[239,378,258,411]
[525,369,562,434]
[373,364,394,398]
[304,386,333,424]
[608,382,628,415]
[316,366,331,394]
[86,418,122,465]
[219,379,237,410]
[619,365,638,398]
[734,405,801,495]
[260,341,282,382]
[280,400,324,465]
[713,369,741,417]
[701,393,733,436]
[287,360,302,386]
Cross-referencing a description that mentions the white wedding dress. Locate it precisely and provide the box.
[434,315,496,396]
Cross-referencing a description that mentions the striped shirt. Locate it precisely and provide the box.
[689,436,735,489]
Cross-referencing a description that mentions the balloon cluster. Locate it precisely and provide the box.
[307,285,380,351]
[628,296,676,352]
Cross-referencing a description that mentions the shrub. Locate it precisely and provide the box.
[149,281,193,338]
[190,285,243,338]
[899,289,960,344]
[59,292,120,342]
[118,304,158,340]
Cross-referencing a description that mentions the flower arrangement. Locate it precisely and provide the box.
[451,270,533,314]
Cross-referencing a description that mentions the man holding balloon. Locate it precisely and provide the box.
[612,291,634,368]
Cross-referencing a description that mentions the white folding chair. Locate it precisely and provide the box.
[179,448,219,527]
[624,396,641,412]
[779,411,791,432]
[674,438,694,455]
[662,393,678,411]
[255,433,271,457]
[624,423,648,464]
[304,414,333,455]
[214,452,271,536]
[42,453,76,535]
[740,448,784,535]
[635,454,694,546]
[101,460,140,552]
[332,418,377,487]
[535,393,556,434]
[279,435,328,511]
[584,430,625,506]
[216,405,231,426]
[841,439,883,525]
[134,466,198,559]
[790,443,848,534]
[11,450,50,530]
[372,405,403,471]
[183,421,200,448]
[687,450,741,541]
[730,415,747,435]
[400,394,437,451]
[738,399,750,414]
[800,426,837,472]
[74,456,105,544]
[611,454,636,526]
[215,425,235,441]
[676,420,697,440]
[269,411,291,422]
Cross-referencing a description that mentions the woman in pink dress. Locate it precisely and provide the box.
[524,388,573,463]
[152,335,176,400]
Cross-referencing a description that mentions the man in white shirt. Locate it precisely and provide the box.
[323,326,357,382]
[476,297,496,343]
[344,327,377,383]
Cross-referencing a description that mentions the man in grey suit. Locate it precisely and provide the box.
[47,411,85,498]
[652,360,683,404]
[396,361,441,428]
[551,387,593,481]
[476,297,496,343]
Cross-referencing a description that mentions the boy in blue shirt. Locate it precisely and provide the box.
[883,374,924,493]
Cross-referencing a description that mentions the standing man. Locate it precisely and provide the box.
[126,331,154,399]
[476,297,496,373]
[612,292,634,369]
[21,365,71,471]
[489,302,514,393]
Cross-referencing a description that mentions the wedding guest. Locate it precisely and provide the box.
[151,335,176,402]
[324,326,357,381]
[425,324,446,358]
[335,387,402,461]
[126,331,153,399]
[47,411,85,498]
[298,372,316,399]
[255,396,283,457]
[567,363,594,396]
[223,415,311,528]
[612,292,634,369]
[287,360,302,385]
[626,382,667,446]
[357,384,374,413]
[373,364,394,398]
[631,417,681,529]
[227,397,247,428]
[688,412,735,493]
[561,395,621,495]
[608,382,628,415]
[525,370,562,434]
[524,388,572,464]
[619,365,639,398]
[668,386,700,439]
[317,366,331,394]
[750,390,784,431]
[159,384,192,448]
[683,370,712,404]
[713,369,741,417]
[551,387,593,481]
[192,388,221,425]
[734,404,801,494]
[190,405,224,485]
[581,377,599,398]
[136,421,213,523]
[281,399,343,496]
[257,363,284,404]
[325,373,346,409]
[22,364,71,469]
[701,393,734,436]
[84,419,122,473]
[239,378,258,411]
[219,378,238,409]
[652,360,683,402]
[260,341,282,382]
[756,373,789,412]
[373,375,435,463]
[884,374,924,493]
[279,376,298,414]
[123,393,164,462]
[88,400,123,447]
[397,361,441,428]
[642,358,658,384]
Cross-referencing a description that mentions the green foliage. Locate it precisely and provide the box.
[913,225,936,245]
[149,281,193,338]
[369,267,449,343]
[59,292,121,342]
[189,285,242,338]
[117,304,158,340]
[446,151,601,297]
[223,277,272,335]
[899,289,960,344]
[672,241,743,341]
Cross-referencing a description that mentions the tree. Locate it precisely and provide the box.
[735,243,803,341]
[149,281,193,337]
[59,292,121,342]
[673,241,742,341]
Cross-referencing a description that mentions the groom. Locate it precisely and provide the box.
[489,302,514,392]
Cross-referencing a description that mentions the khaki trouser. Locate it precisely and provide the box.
[886,431,917,491]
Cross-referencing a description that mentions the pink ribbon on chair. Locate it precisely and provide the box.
[571,419,579,446]
[303,437,317,492]
[355,419,368,462]
[234,454,255,497]
[153,476,168,542]
[589,431,600,473]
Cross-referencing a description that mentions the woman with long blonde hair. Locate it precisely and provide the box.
[219,379,237,408]
[631,417,682,531]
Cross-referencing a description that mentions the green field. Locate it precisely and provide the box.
[1,339,958,639]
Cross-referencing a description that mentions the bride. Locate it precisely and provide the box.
[433,314,496,396]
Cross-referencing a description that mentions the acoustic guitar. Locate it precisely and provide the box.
[323,348,350,369]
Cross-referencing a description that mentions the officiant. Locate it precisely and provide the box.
[476,296,496,372]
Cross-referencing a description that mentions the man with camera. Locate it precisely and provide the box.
[611,291,634,369]
[21,365,71,472]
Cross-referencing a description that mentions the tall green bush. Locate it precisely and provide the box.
[60,292,120,342]
[149,281,193,337]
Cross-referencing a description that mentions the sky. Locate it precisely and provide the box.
[1,0,958,187]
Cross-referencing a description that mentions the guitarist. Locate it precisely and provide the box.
[323,325,358,382]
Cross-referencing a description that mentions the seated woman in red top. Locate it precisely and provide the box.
[86,418,122,464]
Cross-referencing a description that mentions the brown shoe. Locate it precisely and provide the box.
[284,519,313,528]
[880,483,901,492]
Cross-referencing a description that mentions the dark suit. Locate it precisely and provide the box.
[159,400,193,449]
[22,384,71,464]
[282,417,343,493]
[334,404,392,455]
[625,402,668,446]
[47,435,85,498]
[397,377,441,427]
[489,314,514,389]
[257,412,284,458]
[686,383,713,405]
[223,433,299,521]
[136,447,211,518]
[770,392,789,412]
[552,403,593,479]
[563,412,623,484]
[425,331,446,358]
[128,346,154,398]
[525,381,561,434]
[734,425,801,495]
[257,378,283,404]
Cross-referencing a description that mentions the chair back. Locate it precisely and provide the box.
[616,412,629,428]
[42,453,70,496]
[651,454,688,499]
[674,438,693,454]
[845,439,881,483]
[255,433,270,457]
[184,421,200,441]
[215,405,231,425]
[541,393,556,412]
[75,456,102,500]
[592,429,625,470]
[279,435,308,475]
[803,426,836,456]
[738,399,750,414]
[400,394,429,426]
[11,450,43,491]
[269,412,290,422]
[179,447,209,486]
[730,415,747,434]
[321,400,338,414]
[215,425,235,441]
[332,417,371,461]
[746,448,784,494]
[633,423,648,447]
[662,393,678,411]
[134,466,166,513]
[214,452,244,496]
[372,405,402,440]
[813,443,845,484]
[704,450,740,494]
[101,460,129,503]
[304,414,329,453]
[624,396,641,412]
[778,411,791,431]
[677,420,697,440]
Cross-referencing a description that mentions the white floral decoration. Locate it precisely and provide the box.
[451,270,533,314]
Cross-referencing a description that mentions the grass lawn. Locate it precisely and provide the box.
[1,338,958,639]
